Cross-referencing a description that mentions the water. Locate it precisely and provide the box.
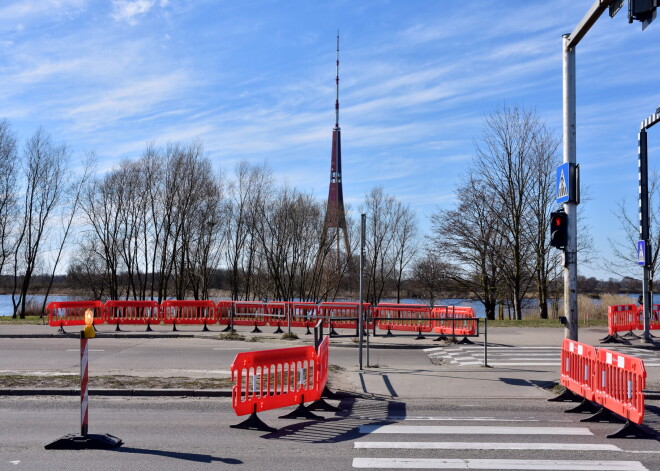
[0,294,75,316]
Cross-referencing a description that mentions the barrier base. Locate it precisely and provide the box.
[622,330,642,339]
[278,403,324,421]
[251,325,262,334]
[384,329,394,337]
[600,334,627,344]
[273,325,284,334]
[145,322,153,332]
[305,326,312,335]
[607,420,655,439]
[321,385,342,400]
[115,322,122,332]
[172,323,178,332]
[329,328,338,337]
[220,324,233,332]
[415,330,426,340]
[45,433,123,450]
[581,407,624,424]
[230,412,277,433]
[306,398,340,412]
[564,399,600,414]
[548,388,582,403]
[457,336,474,345]
[202,322,210,332]
[56,324,67,335]
[433,335,448,342]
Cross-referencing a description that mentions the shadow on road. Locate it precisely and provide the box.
[114,446,242,464]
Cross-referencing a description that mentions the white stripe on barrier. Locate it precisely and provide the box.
[354,442,621,451]
[352,458,648,470]
[358,425,593,435]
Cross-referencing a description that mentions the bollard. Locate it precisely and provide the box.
[45,310,123,450]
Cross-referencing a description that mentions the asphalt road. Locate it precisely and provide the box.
[2,395,659,470]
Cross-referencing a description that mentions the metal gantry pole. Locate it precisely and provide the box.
[563,34,579,342]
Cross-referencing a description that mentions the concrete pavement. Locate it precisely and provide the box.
[1,322,658,400]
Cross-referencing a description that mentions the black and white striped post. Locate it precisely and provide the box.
[45,310,122,450]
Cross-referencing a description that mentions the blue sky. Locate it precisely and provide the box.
[1,0,659,280]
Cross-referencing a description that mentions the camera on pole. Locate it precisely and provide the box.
[550,209,568,250]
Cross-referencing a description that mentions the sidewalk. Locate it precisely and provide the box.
[1,322,658,400]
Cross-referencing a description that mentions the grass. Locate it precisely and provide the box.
[487,318,608,328]
[280,332,299,340]
[0,374,233,390]
[0,315,44,325]
[218,331,245,341]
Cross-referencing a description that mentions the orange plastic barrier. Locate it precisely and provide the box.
[432,306,477,336]
[373,303,432,333]
[104,300,160,325]
[315,335,329,395]
[161,300,216,327]
[232,302,268,332]
[47,301,104,327]
[594,348,646,425]
[559,339,598,401]
[651,305,660,331]
[607,304,640,336]
[230,345,320,416]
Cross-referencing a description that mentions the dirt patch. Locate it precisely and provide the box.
[0,375,233,390]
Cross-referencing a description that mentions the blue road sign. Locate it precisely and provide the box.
[556,163,570,204]
[638,240,646,266]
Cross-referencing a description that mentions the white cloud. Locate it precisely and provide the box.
[111,0,156,25]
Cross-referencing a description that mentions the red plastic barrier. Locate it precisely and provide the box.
[594,348,646,424]
[104,300,160,325]
[216,301,232,325]
[431,306,477,336]
[315,335,329,394]
[607,305,640,336]
[232,302,268,327]
[230,345,320,416]
[289,302,318,329]
[373,303,432,333]
[651,305,660,331]
[317,302,371,330]
[559,339,598,401]
[161,300,216,326]
[266,301,288,329]
[47,301,104,327]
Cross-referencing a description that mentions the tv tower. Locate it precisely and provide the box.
[320,34,350,261]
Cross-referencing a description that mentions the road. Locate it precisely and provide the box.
[2,395,659,470]
[1,331,659,469]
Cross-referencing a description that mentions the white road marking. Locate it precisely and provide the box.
[381,416,540,422]
[358,425,592,435]
[352,458,648,470]
[354,442,621,451]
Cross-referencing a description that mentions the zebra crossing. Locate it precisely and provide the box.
[351,417,651,470]
[423,345,660,367]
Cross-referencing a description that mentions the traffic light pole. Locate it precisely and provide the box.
[562,0,615,341]
[562,34,578,341]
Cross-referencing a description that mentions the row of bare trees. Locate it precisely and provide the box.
[426,105,567,320]
[67,143,419,305]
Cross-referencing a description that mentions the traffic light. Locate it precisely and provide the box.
[550,210,568,250]
[629,0,658,29]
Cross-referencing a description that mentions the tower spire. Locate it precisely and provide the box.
[335,32,340,129]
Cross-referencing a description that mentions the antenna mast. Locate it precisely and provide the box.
[335,32,340,129]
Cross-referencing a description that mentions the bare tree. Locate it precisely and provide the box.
[429,174,504,320]
[0,120,18,280]
[12,128,68,318]
[411,250,451,308]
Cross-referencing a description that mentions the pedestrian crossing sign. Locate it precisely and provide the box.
[556,163,570,204]
[638,240,646,266]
